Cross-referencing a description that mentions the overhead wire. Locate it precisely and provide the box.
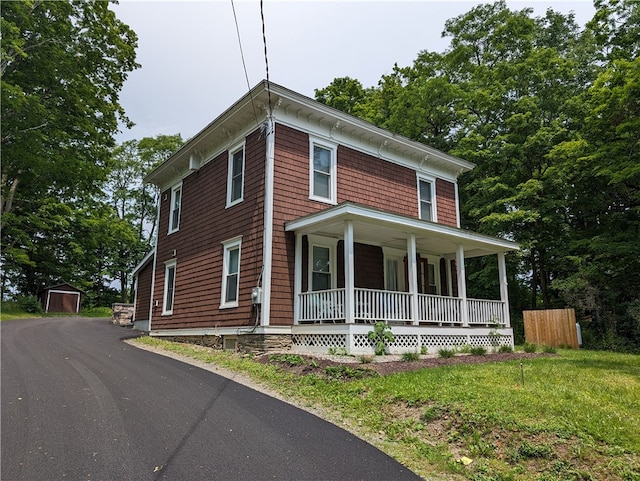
[230,0,259,126]
[260,0,273,119]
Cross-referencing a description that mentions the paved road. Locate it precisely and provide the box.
[1,317,422,481]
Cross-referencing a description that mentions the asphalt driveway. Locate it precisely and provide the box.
[1,317,422,480]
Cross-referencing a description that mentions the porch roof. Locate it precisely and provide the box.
[284,202,519,258]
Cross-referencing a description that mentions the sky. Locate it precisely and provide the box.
[110,0,596,144]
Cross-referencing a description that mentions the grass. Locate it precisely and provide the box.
[135,337,640,481]
[0,302,112,321]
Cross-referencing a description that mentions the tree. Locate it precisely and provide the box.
[1,1,138,300]
[106,134,183,301]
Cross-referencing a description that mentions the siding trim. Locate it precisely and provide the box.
[261,118,275,326]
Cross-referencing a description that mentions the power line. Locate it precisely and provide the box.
[260,0,273,118]
[230,0,259,125]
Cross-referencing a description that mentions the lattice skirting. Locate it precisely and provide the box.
[293,331,513,355]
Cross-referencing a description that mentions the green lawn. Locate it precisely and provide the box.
[144,338,640,480]
[0,302,112,321]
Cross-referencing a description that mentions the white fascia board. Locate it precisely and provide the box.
[285,202,519,252]
[132,249,156,277]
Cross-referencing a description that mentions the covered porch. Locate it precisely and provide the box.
[285,203,519,354]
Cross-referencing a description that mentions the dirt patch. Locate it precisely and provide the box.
[256,351,553,377]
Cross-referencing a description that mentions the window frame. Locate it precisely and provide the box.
[226,142,245,208]
[162,260,177,315]
[168,183,182,234]
[220,237,242,309]
[307,236,336,291]
[309,137,337,204]
[417,174,437,222]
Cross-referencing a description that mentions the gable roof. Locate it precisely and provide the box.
[145,81,475,188]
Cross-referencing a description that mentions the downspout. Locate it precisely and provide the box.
[260,116,275,326]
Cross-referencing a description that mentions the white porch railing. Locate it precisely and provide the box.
[299,289,345,323]
[297,289,507,326]
[467,298,505,326]
[417,294,462,324]
[354,288,412,322]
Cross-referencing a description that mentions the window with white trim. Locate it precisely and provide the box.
[162,260,177,315]
[417,176,436,222]
[309,138,337,204]
[227,143,245,207]
[221,238,241,308]
[168,184,182,234]
[310,244,334,291]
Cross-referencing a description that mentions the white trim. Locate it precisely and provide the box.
[167,183,182,234]
[162,260,177,315]
[261,120,275,326]
[226,141,246,208]
[285,202,519,253]
[221,237,242,309]
[344,220,355,324]
[417,173,437,222]
[309,136,337,205]
[150,325,292,337]
[454,181,461,228]
[44,289,81,313]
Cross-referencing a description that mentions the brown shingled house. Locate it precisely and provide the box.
[132,81,518,354]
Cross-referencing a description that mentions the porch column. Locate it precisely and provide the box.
[497,251,511,327]
[344,220,355,324]
[456,244,469,327]
[407,233,419,326]
[293,233,302,325]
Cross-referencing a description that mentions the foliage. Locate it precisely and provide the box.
[523,342,538,353]
[315,0,640,351]
[470,346,488,356]
[401,351,420,362]
[268,353,305,366]
[323,365,378,380]
[137,339,640,481]
[438,348,456,358]
[16,295,42,314]
[1,1,139,303]
[367,321,395,355]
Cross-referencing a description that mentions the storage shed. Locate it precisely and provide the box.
[39,283,83,313]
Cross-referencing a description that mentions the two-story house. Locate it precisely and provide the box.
[132,81,519,354]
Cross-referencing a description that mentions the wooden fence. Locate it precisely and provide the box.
[523,308,579,349]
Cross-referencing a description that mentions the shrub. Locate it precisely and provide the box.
[268,353,305,366]
[401,351,420,362]
[542,344,557,354]
[469,346,487,356]
[438,348,456,358]
[499,345,513,353]
[523,342,538,353]
[17,296,43,314]
[367,322,395,355]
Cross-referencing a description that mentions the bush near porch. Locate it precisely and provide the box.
[135,337,639,481]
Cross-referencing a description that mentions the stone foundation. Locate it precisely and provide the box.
[162,333,292,354]
[111,303,134,326]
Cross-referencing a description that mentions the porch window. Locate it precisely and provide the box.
[418,176,435,222]
[311,245,332,291]
[162,260,177,315]
[227,143,245,207]
[309,138,337,204]
[221,237,242,308]
[168,184,182,234]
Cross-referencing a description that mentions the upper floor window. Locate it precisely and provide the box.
[221,237,242,308]
[162,260,177,315]
[168,184,182,234]
[417,176,436,222]
[309,138,337,204]
[227,143,245,207]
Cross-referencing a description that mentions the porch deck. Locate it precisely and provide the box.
[297,288,507,327]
